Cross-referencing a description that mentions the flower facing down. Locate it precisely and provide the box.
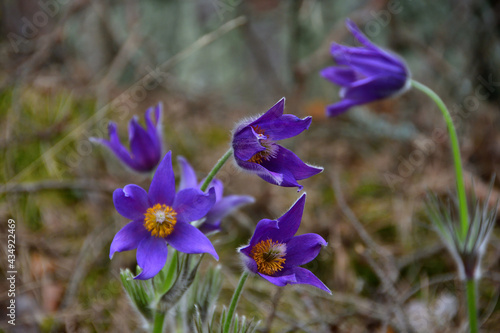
[109,151,218,280]
[177,156,255,234]
[239,194,330,293]
[320,19,411,117]
[232,98,322,190]
[91,103,163,172]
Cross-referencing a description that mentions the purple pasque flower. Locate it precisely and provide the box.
[320,19,411,117]
[177,156,255,234]
[91,103,163,172]
[239,193,330,293]
[231,98,323,190]
[109,151,218,280]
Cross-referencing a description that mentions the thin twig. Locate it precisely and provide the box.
[330,169,399,281]
[262,287,283,333]
[360,250,412,333]
[397,243,445,269]
[402,273,457,302]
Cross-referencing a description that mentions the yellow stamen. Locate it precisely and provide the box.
[251,239,286,275]
[144,204,177,238]
[248,126,278,164]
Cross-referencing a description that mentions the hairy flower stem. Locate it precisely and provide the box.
[466,279,479,333]
[412,80,478,332]
[223,271,249,333]
[200,148,233,192]
[152,311,166,333]
[411,80,469,241]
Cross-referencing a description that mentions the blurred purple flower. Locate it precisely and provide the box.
[109,151,218,280]
[91,103,163,172]
[231,98,323,190]
[239,194,330,293]
[320,19,411,117]
[177,156,255,234]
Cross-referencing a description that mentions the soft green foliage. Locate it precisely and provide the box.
[120,268,155,320]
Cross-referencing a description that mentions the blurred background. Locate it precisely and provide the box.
[1,0,500,332]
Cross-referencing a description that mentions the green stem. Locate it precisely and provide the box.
[152,311,166,333]
[223,271,249,333]
[200,148,233,192]
[411,80,469,241]
[466,279,479,333]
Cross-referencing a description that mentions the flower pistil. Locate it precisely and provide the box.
[144,204,177,237]
[251,239,286,275]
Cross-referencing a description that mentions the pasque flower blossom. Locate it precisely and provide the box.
[239,194,330,292]
[177,156,255,234]
[232,98,322,190]
[91,103,163,172]
[109,151,218,280]
[320,19,411,117]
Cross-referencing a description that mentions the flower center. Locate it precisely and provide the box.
[251,239,286,275]
[248,126,278,164]
[144,204,177,238]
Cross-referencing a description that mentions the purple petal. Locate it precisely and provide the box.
[346,18,379,50]
[260,146,323,187]
[166,222,218,259]
[346,18,407,71]
[177,156,198,190]
[134,236,168,280]
[330,44,404,77]
[265,194,306,243]
[284,233,327,268]
[90,122,138,170]
[239,219,279,256]
[129,117,161,171]
[343,75,407,100]
[240,253,258,273]
[109,219,149,259]
[320,66,359,86]
[173,187,216,223]
[202,195,255,230]
[253,115,312,141]
[113,184,150,220]
[149,152,176,205]
[234,158,284,185]
[258,272,297,286]
[248,97,285,126]
[233,126,267,161]
[290,267,331,293]
[206,178,224,201]
[145,103,162,134]
[325,100,361,117]
[144,103,162,154]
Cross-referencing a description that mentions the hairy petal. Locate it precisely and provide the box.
[166,222,219,260]
[248,97,285,126]
[149,151,176,205]
[134,237,168,280]
[202,195,255,229]
[284,233,327,268]
[173,187,216,223]
[109,219,149,259]
[253,115,312,141]
[258,272,297,286]
[290,267,331,293]
[265,194,306,243]
[90,122,138,170]
[177,156,198,191]
[113,184,150,220]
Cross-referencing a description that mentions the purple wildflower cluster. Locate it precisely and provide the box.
[95,18,409,293]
